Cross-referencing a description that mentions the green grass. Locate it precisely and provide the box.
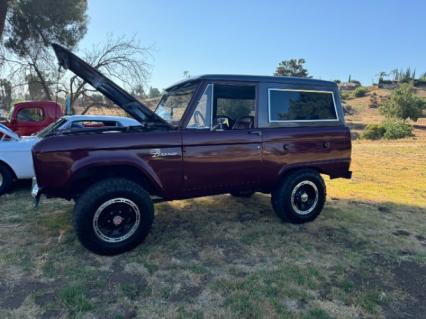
[58,285,93,316]
[0,137,425,318]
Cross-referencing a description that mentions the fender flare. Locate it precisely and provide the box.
[69,155,164,195]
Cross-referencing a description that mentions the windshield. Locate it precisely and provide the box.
[0,123,19,141]
[154,84,197,126]
[37,118,68,138]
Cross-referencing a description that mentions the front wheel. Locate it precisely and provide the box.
[73,178,154,255]
[271,169,326,224]
[0,164,13,196]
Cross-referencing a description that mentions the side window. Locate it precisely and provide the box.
[269,89,337,122]
[16,107,44,122]
[213,85,255,130]
[187,84,213,129]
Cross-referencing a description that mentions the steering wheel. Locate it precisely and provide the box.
[193,110,206,127]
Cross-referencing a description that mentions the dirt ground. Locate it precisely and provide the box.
[0,89,425,318]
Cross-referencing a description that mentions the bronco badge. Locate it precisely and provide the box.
[150,149,179,158]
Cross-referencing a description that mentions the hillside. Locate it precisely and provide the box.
[343,87,426,139]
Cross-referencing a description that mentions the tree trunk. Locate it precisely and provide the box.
[32,63,52,100]
[0,0,9,40]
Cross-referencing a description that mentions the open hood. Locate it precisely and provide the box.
[51,43,169,127]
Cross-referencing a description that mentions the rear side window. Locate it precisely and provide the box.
[16,107,44,122]
[268,89,337,122]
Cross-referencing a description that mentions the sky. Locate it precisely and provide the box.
[79,0,426,90]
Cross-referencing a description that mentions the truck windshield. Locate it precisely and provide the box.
[154,83,197,126]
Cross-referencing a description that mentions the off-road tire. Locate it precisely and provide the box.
[230,190,255,198]
[0,164,13,196]
[271,169,326,224]
[73,178,154,255]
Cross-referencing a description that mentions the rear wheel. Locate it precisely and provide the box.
[271,169,326,223]
[73,178,154,255]
[0,164,13,196]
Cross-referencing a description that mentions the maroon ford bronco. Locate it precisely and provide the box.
[32,44,352,255]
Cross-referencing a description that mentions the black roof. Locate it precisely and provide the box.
[166,74,336,91]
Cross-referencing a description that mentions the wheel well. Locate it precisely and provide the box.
[70,165,159,198]
[0,160,17,180]
[279,167,323,182]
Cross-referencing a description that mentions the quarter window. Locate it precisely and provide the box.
[269,89,337,122]
[16,107,44,122]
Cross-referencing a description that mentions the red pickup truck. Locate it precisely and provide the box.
[1,101,63,136]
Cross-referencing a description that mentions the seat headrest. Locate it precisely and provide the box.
[232,116,254,130]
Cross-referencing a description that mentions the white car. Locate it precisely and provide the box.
[0,115,140,195]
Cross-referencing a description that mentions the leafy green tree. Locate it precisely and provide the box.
[2,0,88,99]
[379,83,425,121]
[4,0,87,53]
[148,87,161,98]
[274,58,310,77]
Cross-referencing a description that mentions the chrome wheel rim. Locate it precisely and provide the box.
[291,181,319,215]
[93,198,141,243]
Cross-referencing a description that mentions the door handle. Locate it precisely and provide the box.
[248,130,262,136]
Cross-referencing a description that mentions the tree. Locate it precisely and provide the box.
[0,0,9,40]
[4,0,87,53]
[132,84,146,99]
[0,78,12,111]
[379,83,425,121]
[148,87,161,98]
[376,71,388,83]
[274,58,309,77]
[390,69,399,81]
[26,73,47,100]
[2,0,87,99]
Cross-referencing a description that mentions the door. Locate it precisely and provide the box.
[181,83,262,197]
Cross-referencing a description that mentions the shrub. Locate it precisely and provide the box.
[352,86,368,98]
[362,120,413,140]
[340,92,350,100]
[362,124,386,140]
[379,83,426,121]
[382,120,413,139]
